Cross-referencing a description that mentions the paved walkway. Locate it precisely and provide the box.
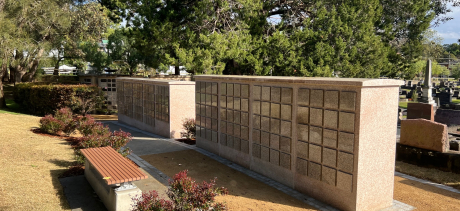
[103,121,415,211]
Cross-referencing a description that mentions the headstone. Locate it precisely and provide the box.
[400,119,449,153]
[454,91,459,98]
[412,84,417,90]
[406,90,413,99]
[401,90,407,95]
[437,92,453,106]
[406,103,434,121]
[440,80,445,87]
[419,60,435,105]
[417,81,422,86]
[433,82,436,87]
[408,81,412,87]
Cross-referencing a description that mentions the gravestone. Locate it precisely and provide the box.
[440,81,446,87]
[454,91,459,98]
[408,81,412,87]
[419,60,435,105]
[400,119,448,152]
[401,90,407,95]
[406,90,413,99]
[437,92,453,106]
[406,103,434,121]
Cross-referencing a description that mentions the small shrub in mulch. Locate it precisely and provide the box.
[131,170,228,211]
[177,118,196,145]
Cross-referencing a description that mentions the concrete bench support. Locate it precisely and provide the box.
[80,147,148,211]
[85,161,141,211]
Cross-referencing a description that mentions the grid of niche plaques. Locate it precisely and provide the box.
[133,83,144,122]
[117,81,124,115]
[219,83,250,154]
[122,82,133,118]
[155,86,170,122]
[195,82,218,142]
[143,84,155,126]
[296,88,356,193]
[252,86,293,170]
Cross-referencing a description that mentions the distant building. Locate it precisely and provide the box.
[42,65,77,75]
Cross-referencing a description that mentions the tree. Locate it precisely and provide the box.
[444,43,460,59]
[451,63,460,79]
[98,0,460,78]
[107,29,143,76]
[49,2,111,75]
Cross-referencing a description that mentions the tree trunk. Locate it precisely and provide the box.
[175,65,180,75]
[22,49,44,82]
[0,61,6,108]
[53,59,60,75]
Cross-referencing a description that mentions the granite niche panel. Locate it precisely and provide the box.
[252,85,293,170]
[196,82,219,143]
[117,78,195,139]
[194,76,403,211]
[296,89,356,191]
[220,83,250,153]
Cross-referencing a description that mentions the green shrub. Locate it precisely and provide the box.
[75,130,132,164]
[131,170,228,211]
[14,83,104,115]
[55,107,77,135]
[39,114,65,135]
[181,118,196,140]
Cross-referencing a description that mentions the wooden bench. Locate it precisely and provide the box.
[80,147,148,211]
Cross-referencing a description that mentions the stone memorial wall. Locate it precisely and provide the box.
[194,75,403,211]
[117,78,195,138]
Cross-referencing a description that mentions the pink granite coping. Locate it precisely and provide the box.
[194,75,404,87]
[117,77,195,85]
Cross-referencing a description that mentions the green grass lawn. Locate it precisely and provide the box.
[453,99,460,104]
[399,101,415,109]
[0,84,28,115]
[0,99,26,115]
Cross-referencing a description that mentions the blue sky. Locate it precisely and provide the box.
[435,4,460,44]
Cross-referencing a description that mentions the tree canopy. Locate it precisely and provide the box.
[97,0,460,77]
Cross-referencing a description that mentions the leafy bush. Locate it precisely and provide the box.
[131,170,228,211]
[39,115,65,135]
[14,83,104,115]
[131,191,174,211]
[181,118,196,140]
[55,107,77,135]
[75,129,132,164]
[76,115,110,136]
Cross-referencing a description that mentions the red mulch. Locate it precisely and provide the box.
[175,138,196,145]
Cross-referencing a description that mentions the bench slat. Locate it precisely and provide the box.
[83,148,124,185]
[81,147,148,185]
[89,148,127,184]
[94,147,140,182]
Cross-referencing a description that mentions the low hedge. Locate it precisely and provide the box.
[14,83,104,115]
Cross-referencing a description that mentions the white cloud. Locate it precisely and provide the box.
[438,32,460,39]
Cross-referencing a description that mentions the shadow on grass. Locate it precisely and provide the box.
[0,99,29,115]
